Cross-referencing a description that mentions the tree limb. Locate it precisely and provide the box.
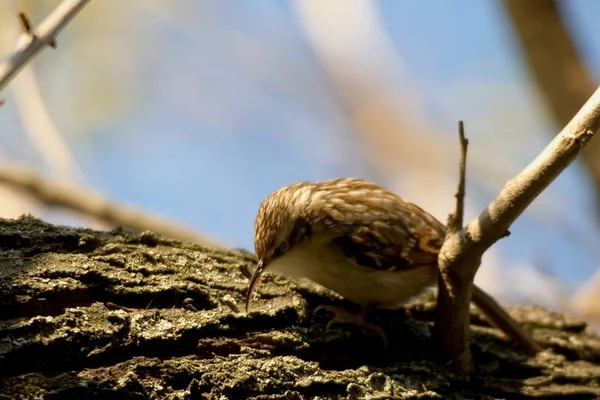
[502,0,600,218]
[2,217,599,398]
[435,84,600,374]
[0,164,220,247]
[0,0,91,95]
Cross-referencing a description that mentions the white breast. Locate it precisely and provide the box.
[267,240,437,308]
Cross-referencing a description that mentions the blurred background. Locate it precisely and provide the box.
[1,0,599,328]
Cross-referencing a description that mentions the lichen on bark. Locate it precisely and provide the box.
[0,216,599,399]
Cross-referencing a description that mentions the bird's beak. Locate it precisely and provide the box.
[245,258,267,313]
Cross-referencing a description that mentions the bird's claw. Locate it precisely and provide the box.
[314,304,388,347]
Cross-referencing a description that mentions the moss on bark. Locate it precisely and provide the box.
[0,216,599,399]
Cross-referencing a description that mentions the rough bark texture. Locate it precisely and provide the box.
[0,216,599,399]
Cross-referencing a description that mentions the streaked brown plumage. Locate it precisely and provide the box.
[247,178,541,351]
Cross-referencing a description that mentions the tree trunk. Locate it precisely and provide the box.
[0,216,599,399]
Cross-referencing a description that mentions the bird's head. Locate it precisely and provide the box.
[246,181,316,312]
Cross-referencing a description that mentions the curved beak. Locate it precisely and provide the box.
[245,259,267,313]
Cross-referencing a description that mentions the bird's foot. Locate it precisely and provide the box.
[314,304,387,347]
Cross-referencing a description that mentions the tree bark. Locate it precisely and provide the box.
[0,216,599,399]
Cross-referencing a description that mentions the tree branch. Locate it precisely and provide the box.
[502,0,600,221]
[447,121,468,233]
[0,0,91,95]
[435,84,600,374]
[0,165,221,247]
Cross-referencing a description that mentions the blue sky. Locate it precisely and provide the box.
[85,1,600,281]
[5,0,600,298]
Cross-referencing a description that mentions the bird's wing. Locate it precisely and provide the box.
[329,200,446,272]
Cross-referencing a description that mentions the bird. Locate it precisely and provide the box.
[246,177,541,352]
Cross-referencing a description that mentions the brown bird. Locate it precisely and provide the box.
[246,178,541,351]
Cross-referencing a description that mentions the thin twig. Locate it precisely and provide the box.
[18,12,34,36]
[471,285,542,353]
[0,0,91,95]
[435,84,600,374]
[448,121,468,233]
[0,165,222,247]
[11,62,86,184]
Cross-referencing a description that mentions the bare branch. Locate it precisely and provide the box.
[10,64,86,183]
[18,12,34,36]
[502,0,600,221]
[0,0,91,95]
[471,285,543,353]
[435,85,600,374]
[0,165,222,247]
[447,121,468,233]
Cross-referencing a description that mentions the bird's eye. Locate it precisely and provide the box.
[276,240,289,255]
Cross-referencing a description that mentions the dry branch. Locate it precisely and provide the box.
[503,0,600,215]
[447,121,468,233]
[0,165,220,247]
[435,84,600,373]
[0,0,91,95]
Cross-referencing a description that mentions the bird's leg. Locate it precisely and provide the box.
[314,303,387,347]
